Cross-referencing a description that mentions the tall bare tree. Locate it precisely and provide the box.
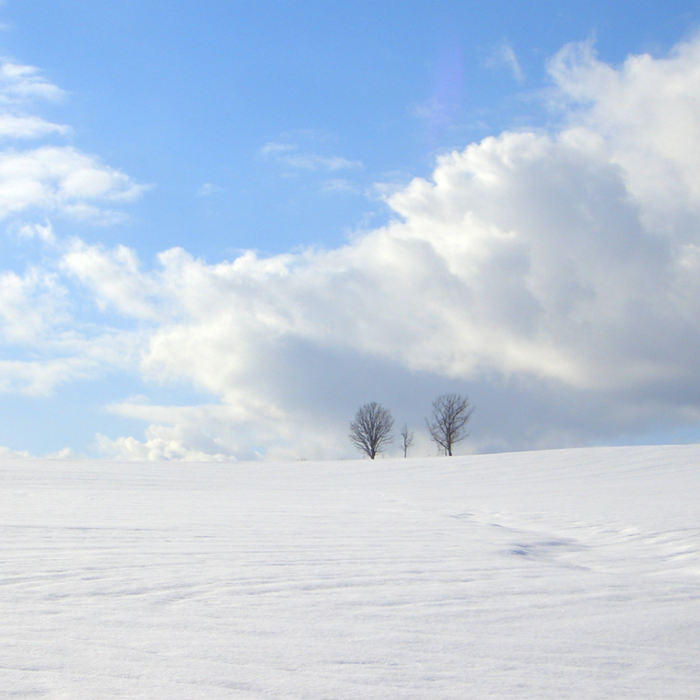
[349,402,394,459]
[426,393,473,456]
[400,423,414,458]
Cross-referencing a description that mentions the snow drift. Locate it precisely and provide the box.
[1,444,698,698]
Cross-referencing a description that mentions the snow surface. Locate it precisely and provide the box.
[1,445,699,698]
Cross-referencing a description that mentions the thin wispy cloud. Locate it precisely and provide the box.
[319,178,362,194]
[258,142,297,157]
[409,97,453,123]
[0,113,69,138]
[196,182,224,197]
[485,42,525,82]
[259,141,362,172]
[0,61,66,102]
[413,36,466,148]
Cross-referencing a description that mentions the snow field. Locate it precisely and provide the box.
[1,445,699,698]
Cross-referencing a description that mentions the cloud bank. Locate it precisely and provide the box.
[5,38,700,459]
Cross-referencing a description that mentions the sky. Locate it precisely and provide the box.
[2,1,700,459]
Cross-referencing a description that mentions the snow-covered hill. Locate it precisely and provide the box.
[1,445,698,698]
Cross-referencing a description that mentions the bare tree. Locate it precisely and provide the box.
[426,393,474,456]
[349,402,394,459]
[400,423,414,458]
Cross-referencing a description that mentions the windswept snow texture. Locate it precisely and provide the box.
[1,445,699,698]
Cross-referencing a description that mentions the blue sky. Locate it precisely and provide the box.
[5,0,697,258]
[2,1,700,459]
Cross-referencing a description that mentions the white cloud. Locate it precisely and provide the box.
[0,323,142,396]
[0,445,31,458]
[0,59,150,402]
[283,154,362,171]
[0,357,95,396]
[0,61,65,103]
[95,414,236,462]
[0,258,144,396]
[0,113,69,138]
[45,447,83,459]
[196,182,224,197]
[14,220,56,244]
[259,141,362,172]
[8,37,700,458]
[66,32,700,458]
[319,178,362,194]
[485,42,525,82]
[59,238,161,319]
[259,142,297,157]
[0,266,67,343]
[409,96,452,122]
[548,38,700,228]
[0,146,146,221]
[0,62,146,224]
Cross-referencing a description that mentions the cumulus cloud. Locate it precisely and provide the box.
[0,256,144,397]
[549,38,700,226]
[0,444,78,459]
[0,445,31,458]
[14,220,56,244]
[95,429,234,462]
[59,239,162,319]
[0,60,146,404]
[7,36,700,458]
[0,265,67,343]
[68,33,700,458]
